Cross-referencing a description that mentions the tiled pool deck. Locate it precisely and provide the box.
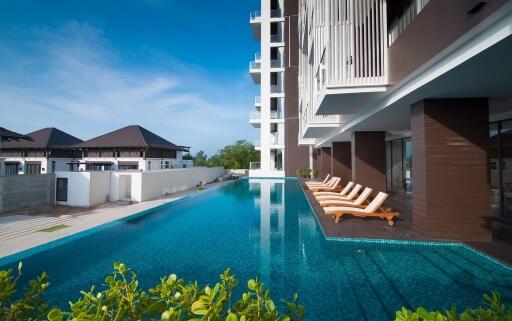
[299,179,512,265]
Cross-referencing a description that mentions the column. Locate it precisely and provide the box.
[411,98,491,241]
[351,131,386,193]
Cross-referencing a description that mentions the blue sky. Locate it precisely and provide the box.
[0,0,260,155]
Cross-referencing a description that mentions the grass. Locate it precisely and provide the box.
[37,224,69,233]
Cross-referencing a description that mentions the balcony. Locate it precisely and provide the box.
[254,96,261,110]
[270,111,283,120]
[270,84,283,94]
[270,34,283,45]
[270,59,283,69]
[249,162,261,170]
[303,0,389,116]
[254,140,261,150]
[249,55,261,84]
[388,0,431,46]
[249,111,261,128]
[250,11,261,41]
[300,103,342,139]
[270,9,282,18]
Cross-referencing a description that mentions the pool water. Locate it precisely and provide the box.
[1,178,511,321]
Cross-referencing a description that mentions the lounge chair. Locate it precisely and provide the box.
[314,181,354,197]
[306,176,339,190]
[308,177,341,192]
[305,174,330,186]
[323,192,399,225]
[316,184,362,201]
[306,176,336,188]
[318,186,372,207]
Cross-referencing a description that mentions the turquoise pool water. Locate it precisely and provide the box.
[1,178,511,321]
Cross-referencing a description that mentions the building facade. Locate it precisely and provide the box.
[249,0,310,177]
[0,128,82,175]
[72,125,192,171]
[250,0,512,242]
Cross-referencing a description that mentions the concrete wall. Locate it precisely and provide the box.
[136,167,225,202]
[0,174,55,213]
[89,171,112,206]
[56,167,224,207]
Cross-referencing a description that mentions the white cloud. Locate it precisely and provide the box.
[0,21,258,154]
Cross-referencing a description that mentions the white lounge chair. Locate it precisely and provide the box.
[318,187,372,207]
[323,192,399,225]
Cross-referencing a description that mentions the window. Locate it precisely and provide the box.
[5,163,18,176]
[271,47,278,60]
[51,161,56,173]
[25,163,41,175]
[385,138,412,194]
[491,119,512,221]
[118,164,138,170]
[271,73,278,85]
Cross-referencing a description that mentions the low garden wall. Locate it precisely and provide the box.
[0,174,55,213]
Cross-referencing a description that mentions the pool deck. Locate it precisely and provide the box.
[299,179,512,265]
[0,181,226,260]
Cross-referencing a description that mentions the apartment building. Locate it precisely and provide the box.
[294,0,512,242]
[71,125,192,171]
[249,0,310,177]
[249,0,512,242]
[0,128,82,175]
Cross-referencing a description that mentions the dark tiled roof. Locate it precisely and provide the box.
[73,125,186,150]
[1,128,82,149]
[0,127,32,141]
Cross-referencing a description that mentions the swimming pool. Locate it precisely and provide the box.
[1,178,511,321]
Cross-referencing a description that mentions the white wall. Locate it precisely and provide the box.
[136,167,224,202]
[57,167,224,207]
[55,171,92,207]
[89,171,112,206]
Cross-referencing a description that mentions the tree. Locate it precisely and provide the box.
[209,140,259,169]
[192,150,208,167]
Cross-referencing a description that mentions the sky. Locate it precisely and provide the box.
[0,0,260,155]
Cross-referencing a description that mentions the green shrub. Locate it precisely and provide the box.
[395,292,512,321]
[295,168,313,178]
[0,262,305,321]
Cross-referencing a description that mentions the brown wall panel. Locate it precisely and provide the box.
[388,0,508,85]
[411,98,491,241]
[284,1,309,176]
[351,131,386,193]
[319,147,332,179]
[332,142,352,181]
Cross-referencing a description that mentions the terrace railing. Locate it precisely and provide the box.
[250,162,261,170]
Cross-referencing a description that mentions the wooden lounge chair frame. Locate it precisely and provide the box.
[324,192,399,225]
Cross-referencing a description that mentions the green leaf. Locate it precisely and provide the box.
[47,308,63,321]
[226,312,238,321]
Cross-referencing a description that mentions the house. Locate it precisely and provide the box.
[249,0,512,242]
[0,127,82,175]
[71,125,191,171]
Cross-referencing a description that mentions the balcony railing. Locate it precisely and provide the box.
[249,111,261,120]
[270,59,283,68]
[270,111,283,119]
[301,103,342,135]
[270,34,283,43]
[270,9,282,18]
[249,60,261,70]
[306,0,388,90]
[270,85,283,94]
[250,162,261,170]
[270,134,284,145]
[388,0,431,45]
[255,96,261,105]
[250,11,261,22]
[254,52,261,61]
[254,140,261,147]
